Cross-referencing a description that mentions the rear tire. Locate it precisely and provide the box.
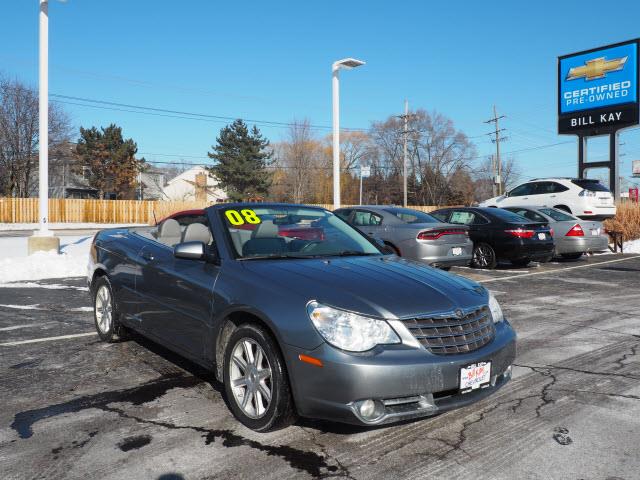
[511,258,531,267]
[472,243,497,269]
[223,323,296,432]
[561,252,583,260]
[92,276,127,343]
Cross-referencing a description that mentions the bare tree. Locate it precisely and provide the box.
[0,76,71,197]
[274,119,323,203]
[369,109,476,205]
[473,155,521,202]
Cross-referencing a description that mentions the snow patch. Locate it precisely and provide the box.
[0,222,147,231]
[623,238,640,254]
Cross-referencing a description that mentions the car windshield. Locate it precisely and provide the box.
[539,208,577,221]
[571,179,610,192]
[488,208,535,223]
[383,207,439,224]
[220,206,382,259]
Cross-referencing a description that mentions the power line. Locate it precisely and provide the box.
[51,94,366,132]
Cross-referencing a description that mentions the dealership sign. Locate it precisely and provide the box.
[558,39,639,135]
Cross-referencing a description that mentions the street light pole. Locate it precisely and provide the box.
[331,58,365,210]
[332,66,340,209]
[29,0,59,254]
[39,0,49,235]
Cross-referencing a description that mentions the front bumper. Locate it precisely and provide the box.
[285,320,516,425]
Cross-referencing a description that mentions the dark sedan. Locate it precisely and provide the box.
[431,207,554,268]
[88,203,516,431]
[334,206,473,269]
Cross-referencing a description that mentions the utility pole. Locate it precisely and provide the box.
[484,105,507,195]
[403,99,408,207]
[397,100,416,207]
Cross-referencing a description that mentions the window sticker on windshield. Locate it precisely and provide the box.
[224,209,262,226]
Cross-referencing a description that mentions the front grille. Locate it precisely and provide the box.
[400,306,495,355]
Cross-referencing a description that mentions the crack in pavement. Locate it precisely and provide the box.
[613,344,639,372]
[514,362,640,381]
[551,388,640,401]
[298,427,356,479]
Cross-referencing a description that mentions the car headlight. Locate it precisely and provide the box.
[306,301,400,352]
[488,292,504,323]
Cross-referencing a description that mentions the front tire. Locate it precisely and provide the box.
[92,276,126,343]
[472,243,497,269]
[223,323,296,432]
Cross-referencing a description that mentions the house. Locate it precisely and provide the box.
[138,167,167,200]
[162,166,227,203]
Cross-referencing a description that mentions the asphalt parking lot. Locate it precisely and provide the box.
[1,254,639,480]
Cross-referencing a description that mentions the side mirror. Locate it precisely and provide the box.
[174,241,205,260]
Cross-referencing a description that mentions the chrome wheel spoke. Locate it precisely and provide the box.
[232,354,247,372]
[258,382,271,403]
[232,377,247,388]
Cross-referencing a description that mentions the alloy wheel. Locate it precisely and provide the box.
[95,285,113,333]
[229,338,273,419]
[474,245,493,268]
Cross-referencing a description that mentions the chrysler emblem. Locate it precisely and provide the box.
[455,309,464,319]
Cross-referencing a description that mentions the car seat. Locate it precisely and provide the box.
[242,220,286,256]
[157,218,182,246]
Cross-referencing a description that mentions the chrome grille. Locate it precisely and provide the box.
[400,306,495,355]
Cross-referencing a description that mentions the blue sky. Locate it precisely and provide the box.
[2,0,640,187]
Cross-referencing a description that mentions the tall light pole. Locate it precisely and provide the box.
[29,0,59,254]
[332,58,365,209]
[39,0,49,235]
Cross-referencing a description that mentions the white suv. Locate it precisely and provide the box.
[479,178,616,220]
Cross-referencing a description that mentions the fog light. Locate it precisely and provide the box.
[355,399,384,422]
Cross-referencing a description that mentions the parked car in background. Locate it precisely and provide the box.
[503,206,609,260]
[88,203,516,431]
[334,206,473,269]
[431,207,554,269]
[479,178,616,220]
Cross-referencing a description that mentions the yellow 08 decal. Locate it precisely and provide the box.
[225,209,261,226]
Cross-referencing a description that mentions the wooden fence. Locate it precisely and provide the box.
[0,198,442,224]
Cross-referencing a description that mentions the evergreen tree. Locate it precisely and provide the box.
[75,124,143,199]
[207,120,273,201]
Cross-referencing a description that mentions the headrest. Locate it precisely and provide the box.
[183,223,212,244]
[159,218,181,236]
[252,220,279,238]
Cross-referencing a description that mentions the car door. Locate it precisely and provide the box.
[502,183,534,206]
[352,209,384,237]
[448,210,490,244]
[136,224,219,362]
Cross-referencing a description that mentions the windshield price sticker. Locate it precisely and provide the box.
[225,209,262,226]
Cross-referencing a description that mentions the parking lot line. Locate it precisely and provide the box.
[0,332,96,347]
[0,322,56,332]
[478,255,640,283]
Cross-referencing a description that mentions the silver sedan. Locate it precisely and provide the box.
[504,206,609,259]
[334,206,473,269]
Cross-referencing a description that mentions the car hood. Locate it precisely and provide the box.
[240,256,488,319]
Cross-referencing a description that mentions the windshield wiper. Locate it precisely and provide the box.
[238,253,322,261]
[329,251,381,257]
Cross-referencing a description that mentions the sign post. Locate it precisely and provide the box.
[359,165,370,205]
[558,39,640,201]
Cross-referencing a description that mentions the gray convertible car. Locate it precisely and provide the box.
[334,206,473,269]
[88,203,516,431]
[503,206,609,259]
